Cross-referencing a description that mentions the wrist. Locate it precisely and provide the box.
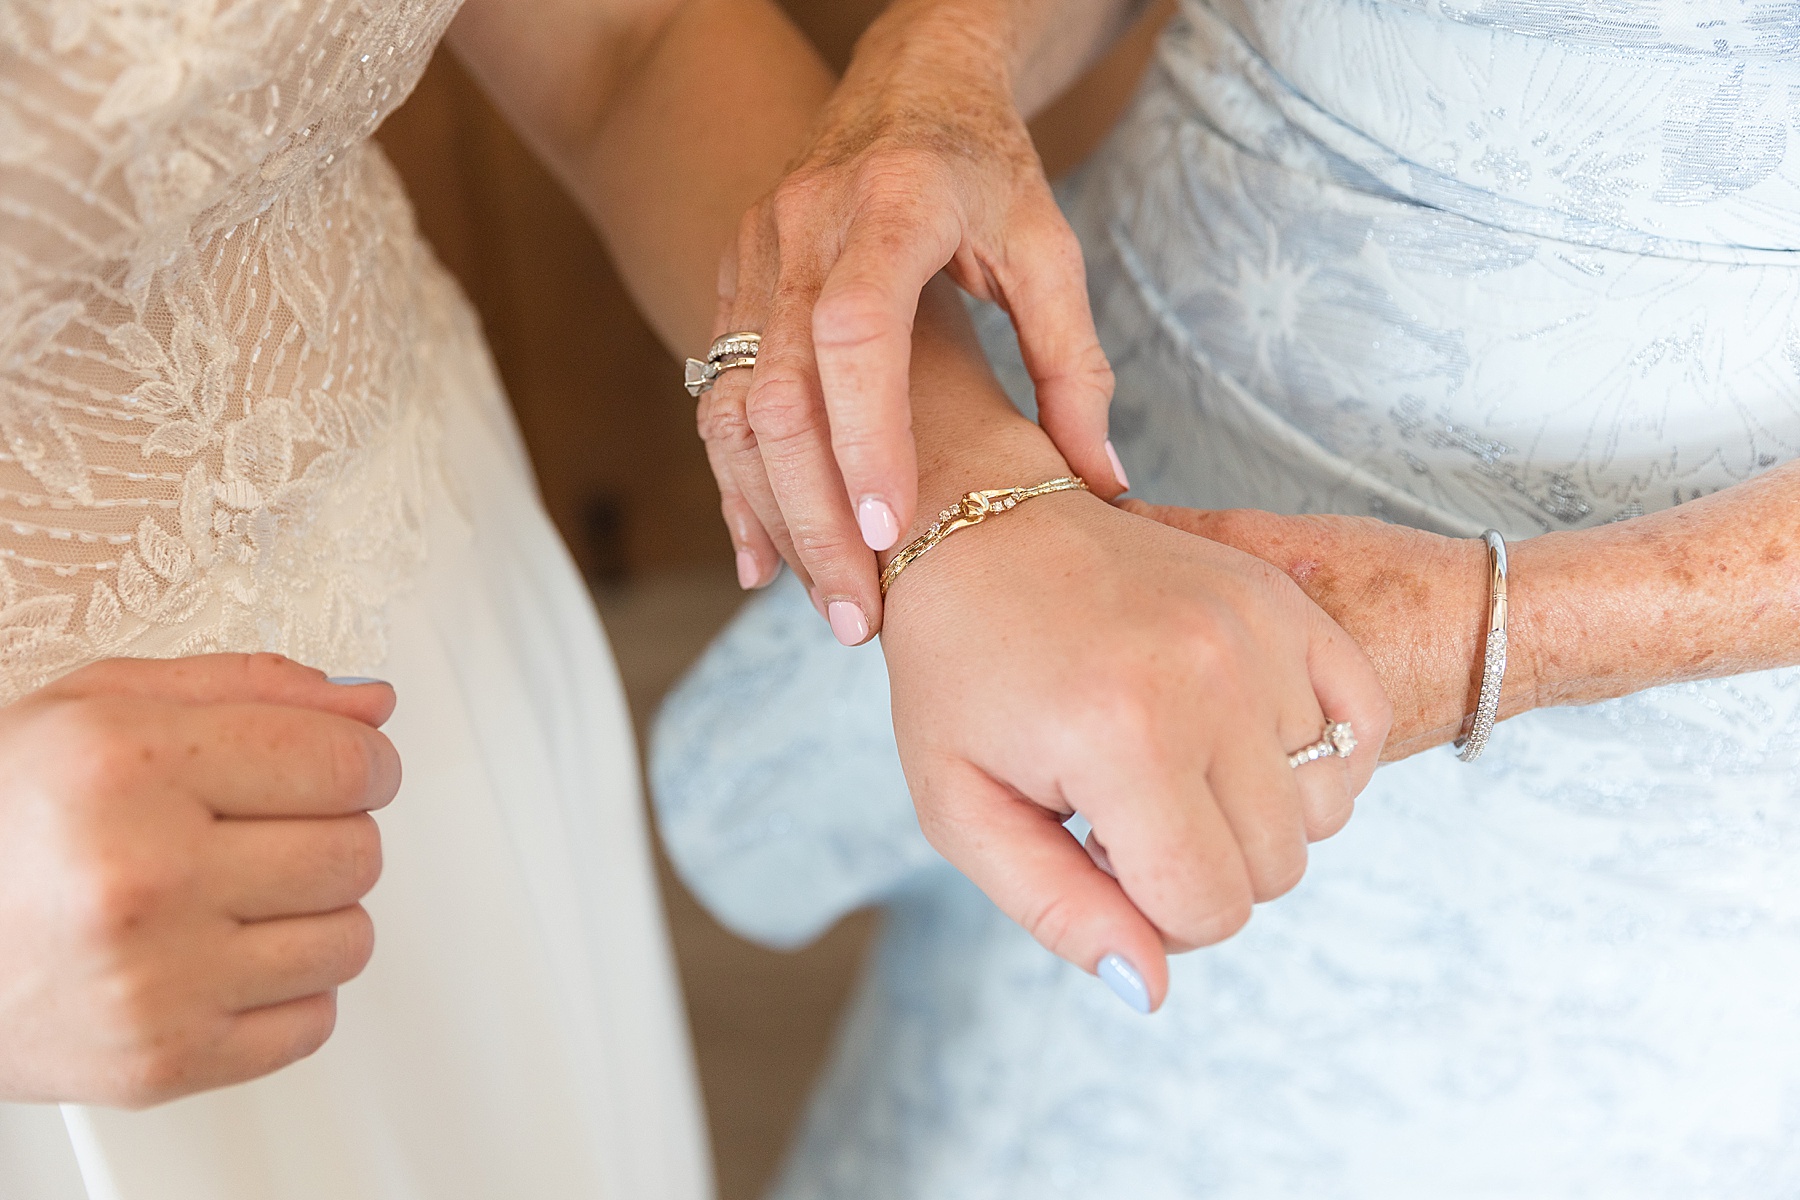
[899,277,1072,547]
[900,426,1071,547]
[860,1,1019,100]
[1505,529,1582,718]
[864,0,1150,118]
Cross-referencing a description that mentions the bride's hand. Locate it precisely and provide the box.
[0,655,400,1107]
[881,492,1391,1012]
[1122,502,1499,760]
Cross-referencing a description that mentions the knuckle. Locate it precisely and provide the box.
[336,907,377,981]
[1250,843,1308,903]
[1190,890,1254,947]
[1068,343,1115,399]
[791,526,863,571]
[1370,688,1397,739]
[1041,221,1088,275]
[1071,688,1160,759]
[854,147,943,199]
[769,173,830,233]
[93,975,196,1106]
[1177,619,1241,681]
[117,1041,197,1109]
[340,815,385,898]
[1307,791,1355,842]
[830,415,911,467]
[70,855,182,944]
[291,992,340,1062]
[35,700,146,798]
[734,202,782,278]
[1019,891,1084,960]
[737,203,769,252]
[913,804,955,856]
[730,217,760,273]
[94,961,163,1032]
[814,280,900,351]
[46,657,129,696]
[743,373,819,443]
[695,393,753,447]
[325,727,376,808]
[237,652,303,692]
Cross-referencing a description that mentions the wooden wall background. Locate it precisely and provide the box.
[373,4,1170,1196]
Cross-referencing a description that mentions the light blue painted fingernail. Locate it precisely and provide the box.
[327,676,387,687]
[1098,953,1151,1015]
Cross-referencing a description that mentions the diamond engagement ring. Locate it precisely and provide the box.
[684,332,761,397]
[1288,721,1357,769]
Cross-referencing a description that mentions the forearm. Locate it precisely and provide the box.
[856,0,1150,119]
[562,0,1082,504]
[448,0,833,353]
[1513,461,1800,713]
[562,0,1147,349]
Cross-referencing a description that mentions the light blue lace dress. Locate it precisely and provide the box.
[653,2,1800,1194]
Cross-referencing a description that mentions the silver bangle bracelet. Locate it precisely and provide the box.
[1454,528,1509,763]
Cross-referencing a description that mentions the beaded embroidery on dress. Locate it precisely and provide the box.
[0,0,463,703]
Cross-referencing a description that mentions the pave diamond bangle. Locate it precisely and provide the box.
[1454,528,1509,763]
[879,476,1088,596]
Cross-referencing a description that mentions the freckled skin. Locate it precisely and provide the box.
[1125,459,1800,761]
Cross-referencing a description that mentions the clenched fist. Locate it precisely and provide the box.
[0,654,400,1108]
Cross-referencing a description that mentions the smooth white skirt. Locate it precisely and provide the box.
[0,297,712,1200]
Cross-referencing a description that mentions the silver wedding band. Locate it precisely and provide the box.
[1288,720,1357,769]
[684,331,762,397]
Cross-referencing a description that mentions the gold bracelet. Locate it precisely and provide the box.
[879,476,1089,596]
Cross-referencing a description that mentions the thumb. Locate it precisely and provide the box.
[913,756,1170,1013]
[47,654,397,728]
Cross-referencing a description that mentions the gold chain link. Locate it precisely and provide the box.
[879,476,1089,596]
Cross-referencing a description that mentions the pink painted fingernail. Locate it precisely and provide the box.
[735,549,761,590]
[827,601,869,646]
[1105,440,1132,491]
[857,496,901,552]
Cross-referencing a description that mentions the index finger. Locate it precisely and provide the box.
[48,654,396,729]
[812,197,961,552]
[168,704,403,818]
[913,756,1171,1013]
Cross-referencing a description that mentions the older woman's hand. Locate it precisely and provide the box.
[697,1,1149,645]
[1122,502,1499,760]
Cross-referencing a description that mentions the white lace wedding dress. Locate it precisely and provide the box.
[655,0,1800,1194]
[0,3,709,1197]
